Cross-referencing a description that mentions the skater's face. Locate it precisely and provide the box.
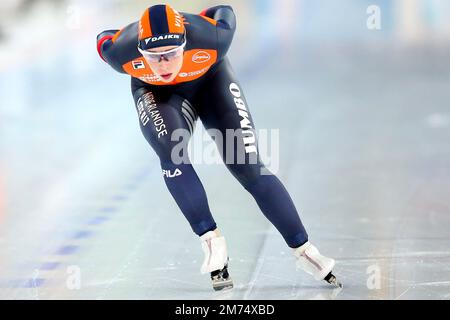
[142,45,184,83]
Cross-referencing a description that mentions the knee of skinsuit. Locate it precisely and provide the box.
[228,162,271,190]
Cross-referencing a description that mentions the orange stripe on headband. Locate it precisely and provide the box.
[139,8,153,40]
[166,6,185,34]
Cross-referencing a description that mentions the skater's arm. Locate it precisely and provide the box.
[200,5,236,30]
[96,29,118,62]
[199,5,236,59]
[96,29,126,73]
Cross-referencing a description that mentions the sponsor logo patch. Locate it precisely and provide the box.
[145,34,181,45]
[138,74,160,83]
[178,67,210,78]
[132,60,145,70]
[192,51,211,63]
[163,168,183,178]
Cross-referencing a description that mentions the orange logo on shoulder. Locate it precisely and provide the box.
[192,51,211,64]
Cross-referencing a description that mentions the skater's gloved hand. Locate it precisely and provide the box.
[199,6,235,30]
[96,29,119,62]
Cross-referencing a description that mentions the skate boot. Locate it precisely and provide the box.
[293,241,342,288]
[200,230,233,291]
[210,262,233,291]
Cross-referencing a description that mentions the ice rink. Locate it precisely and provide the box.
[0,0,450,299]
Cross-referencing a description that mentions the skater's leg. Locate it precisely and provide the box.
[131,84,216,236]
[195,60,341,286]
[195,59,308,248]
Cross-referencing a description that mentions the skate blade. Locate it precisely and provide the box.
[324,272,343,289]
[213,278,234,291]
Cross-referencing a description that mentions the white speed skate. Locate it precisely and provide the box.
[200,230,233,291]
[293,241,342,288]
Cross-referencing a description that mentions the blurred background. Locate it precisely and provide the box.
[0,0,449,299]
